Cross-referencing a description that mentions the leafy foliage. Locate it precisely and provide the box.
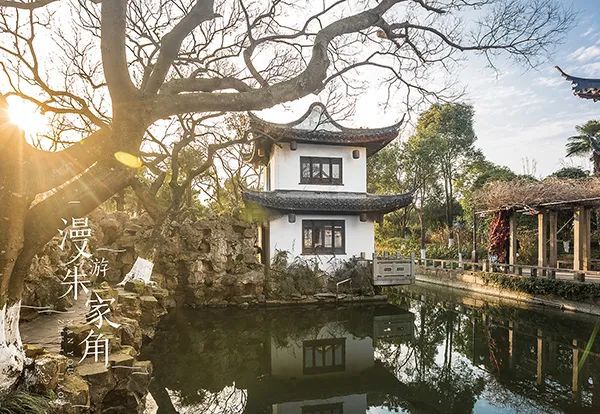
[267,251,326,297]
[566,120,600,175]
[488,211,510,261]
[549,166,589,179]
[330,257,374,296]
[481,272,600,301]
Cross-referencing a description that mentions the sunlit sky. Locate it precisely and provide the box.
[258,0,600,178]
[3,0,599,177]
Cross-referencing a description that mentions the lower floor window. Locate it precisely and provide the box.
[303,338,346,374]
[302,220,345,255]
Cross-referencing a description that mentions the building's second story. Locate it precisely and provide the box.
[267,142,366,192]
[247,102,402,193]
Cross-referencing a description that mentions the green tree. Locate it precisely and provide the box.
[415,103,477,245]
[367,143,402,195]
[401,131,440,251]
[566,120,600,175]
[368,143,415,237]
[455,153,517,219]
[549,166,589,179]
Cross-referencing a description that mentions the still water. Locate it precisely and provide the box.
[143,283,600,414]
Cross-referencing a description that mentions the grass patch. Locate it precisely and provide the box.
[0,391,50,414]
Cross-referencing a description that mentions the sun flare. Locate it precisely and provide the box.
[6,97,48,137]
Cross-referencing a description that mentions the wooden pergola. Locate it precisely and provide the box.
[510,200,595,273]
[470,176,600,281]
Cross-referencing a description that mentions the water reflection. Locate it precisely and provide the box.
[144,285,600,414]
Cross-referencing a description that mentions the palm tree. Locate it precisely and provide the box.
[566,120,600,176]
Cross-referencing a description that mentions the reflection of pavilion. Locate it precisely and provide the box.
[246,305,415,413]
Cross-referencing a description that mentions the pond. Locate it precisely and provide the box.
[143,283,600,414]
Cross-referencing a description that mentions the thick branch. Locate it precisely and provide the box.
[149,0,402,118]
[8,160,133,302]
[130,177,163,220]
[101,0,138,102]
[143,0,219,95]
[0,0,59,8]
[160,77,251,94]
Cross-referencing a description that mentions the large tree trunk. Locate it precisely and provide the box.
[593,152,600,176]
[0,300,23,395]
[0,123,33,392]
[0,108,142,392]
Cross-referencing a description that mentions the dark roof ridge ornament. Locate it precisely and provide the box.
[249,101,405,133]
[246,102,405,163]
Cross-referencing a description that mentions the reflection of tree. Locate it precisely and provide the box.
[377,298,485,413]
[166,386,247,414]
[390,285,600,413]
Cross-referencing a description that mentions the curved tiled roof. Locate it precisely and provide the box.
[243,190,413,214]
[247,102,404,162]
[557,66,600,101]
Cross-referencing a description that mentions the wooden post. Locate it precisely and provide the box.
[509,212,518,267]
[574,207,591,272]
[508,321,515,370]
[572,339,580,395]
[472,210,478,262]
[537,329,544,386]
[584,208,591,272]
[538,211,548,277]
[548,210,558,269]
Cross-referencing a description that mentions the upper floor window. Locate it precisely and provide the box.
[300,156,342,185]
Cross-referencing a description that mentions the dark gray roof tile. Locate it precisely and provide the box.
[243,190,413,214]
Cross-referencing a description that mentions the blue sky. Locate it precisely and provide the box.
[455,0,600,177]
[259,0,600,178]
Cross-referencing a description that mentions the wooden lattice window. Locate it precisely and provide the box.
[300,157,342,185]
[302,220,345,255]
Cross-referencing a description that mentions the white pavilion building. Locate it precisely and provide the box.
[243,103,412,271]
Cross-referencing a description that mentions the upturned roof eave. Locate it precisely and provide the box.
[556,66,600,101]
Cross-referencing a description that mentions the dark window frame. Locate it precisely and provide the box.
[302,220,345,255]
[302,338,346,375]
[300,156,343,185]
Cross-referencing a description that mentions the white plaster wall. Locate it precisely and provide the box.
[267,143,367,192]
[270,321,375,378]
[272,394,367,414]
[269,214,374,272]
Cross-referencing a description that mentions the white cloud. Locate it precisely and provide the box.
[583,27,595,37]
[536,76,564,87]
[568,45,600,62]
[576,61,600,76]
